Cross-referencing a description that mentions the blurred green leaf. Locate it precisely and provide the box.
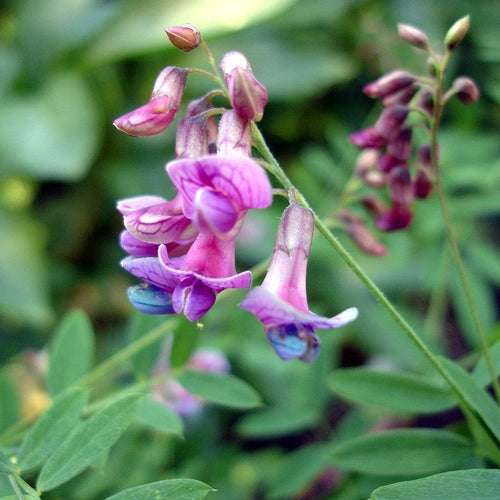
[37,393,144,492]
[135,397,183,436]
[267,443,331,499]
[48,310,95,396]
[0,210,52,327]
[0,73,100,181]
[438,357,500,444]
[0,372,20,434]
[0,451,14,474]
[330,429,481,476]
[236,406,319,438]
[104,478,214,500]
[472,339,500,387]
[327,367,455,414]
[369,469,500,500]
[17,387,88,471]
[170,318,201,369]
[177,371,262,409]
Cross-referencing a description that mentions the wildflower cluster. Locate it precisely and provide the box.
[115,25,357,362]
[341,16,479,255]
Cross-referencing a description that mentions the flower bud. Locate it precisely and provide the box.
[375,206,412,231]
[387,126,412,161]
[220,51,268,122]
[413,169,433,198]
[444,15,470,51]
[417,144,433,169]
[416,90,434,116]
[397,23,429,50]
[340,211,388,257]
[349,128,387,149]
[426,56,439,78]
[451,77,480,104]
[361,195,387,218]
[363,71,416,99]
[186,94,218,152]
[175,116,209,158]
[376,153,400,173]
[217,109,252,157]
[354,149,379,177]
[151,66,188,100]
[364,170,386,188]
[374,105,409,141]
[388,166,413,206]
[127,283,175,315]
[382,84,418,107]
[164,24,201,52]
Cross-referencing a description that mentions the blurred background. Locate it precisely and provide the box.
[1,0,500,498]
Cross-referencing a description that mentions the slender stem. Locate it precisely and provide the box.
[431,54,500,402]
[200,41,228,98]
[187,67,222,86]
[8,475,25,500]
[77,319,177,387]
[250,121,478,412]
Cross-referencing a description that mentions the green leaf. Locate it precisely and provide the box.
[0,73,100,181]
[438,357,500,444]
[37,393,144,492]
[0,210,53,328]
[369,469,500,500]
[135,397,183,436]
[0,450,14,473]
[472,339,500,386]
[177,371,262,409]
[267,443,331,499]
[0,372,20,434]
[330,429,481,476]
[326,368,455,414]
[104,478,214,500]
[170,318,201,369]
[47,310,95,396]
[17,387,88,471]
[128,312,166,381]
[236,406,319,438]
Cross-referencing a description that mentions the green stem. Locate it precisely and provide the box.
[77,319,177,387]
[8,475,25,500]
[431,54,500,402]
[250,121,479,413]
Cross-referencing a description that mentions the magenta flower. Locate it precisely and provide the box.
[113,67,187,137]
[239,198,358,362]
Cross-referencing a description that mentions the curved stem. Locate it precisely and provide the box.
[431,54,500,402]
[77,319,177,387]
[8,475,25,500]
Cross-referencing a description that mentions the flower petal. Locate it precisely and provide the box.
[127,283,175,314]
[120,230,158,257]
[117,195,167,215]
[173,279,216,321]
[121,256,179,292]
[193,188,238,234]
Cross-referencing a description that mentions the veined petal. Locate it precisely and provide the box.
[121,256,178,292]
[117,195,167,215]
[120,230,158,257]
[193,188,238,234]
[172,279,216,321]
[239,287,358,330]
[166,155,272,217]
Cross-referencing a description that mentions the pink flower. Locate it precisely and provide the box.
[239,198,358,362]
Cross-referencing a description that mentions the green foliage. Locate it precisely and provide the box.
[368,469,500,500]
[177,371,262,409]
[47,310,95,396]
[103,479,214,500]
[135,397,183,436]
[17,387,88,471]
[37,393,144,491]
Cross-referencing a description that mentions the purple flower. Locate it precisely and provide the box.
[239,198,358,362]
[113,67,187,137]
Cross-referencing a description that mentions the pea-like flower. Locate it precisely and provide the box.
[239,196,358,362]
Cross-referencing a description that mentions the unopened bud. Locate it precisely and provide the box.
[349,128,387,149]
[375,206,412,232]
[374,105,409,141]
[164,24,201,52]
[364,170,386,188]
[227,67,268,122]
[376,153,401,173]
[220,51,252,79]
[382,84,418,107]
[387,126,412,161]
[363,70,416,99]
[426,56,439,78]
[417,144,433,169]
[413,169,433,198]
[175,116,209,159]
[398,23,429,50]
[444,15,470,51]
[151,66,188,100]
[361,195,387,218]
[340,211,388,257]
[416,90,434,116]
[451,77,480,104]
[217,109,252,157]
[388,166,413,206]
[355,149,379,176]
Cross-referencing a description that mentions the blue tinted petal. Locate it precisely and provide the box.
[127,283,175,315]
